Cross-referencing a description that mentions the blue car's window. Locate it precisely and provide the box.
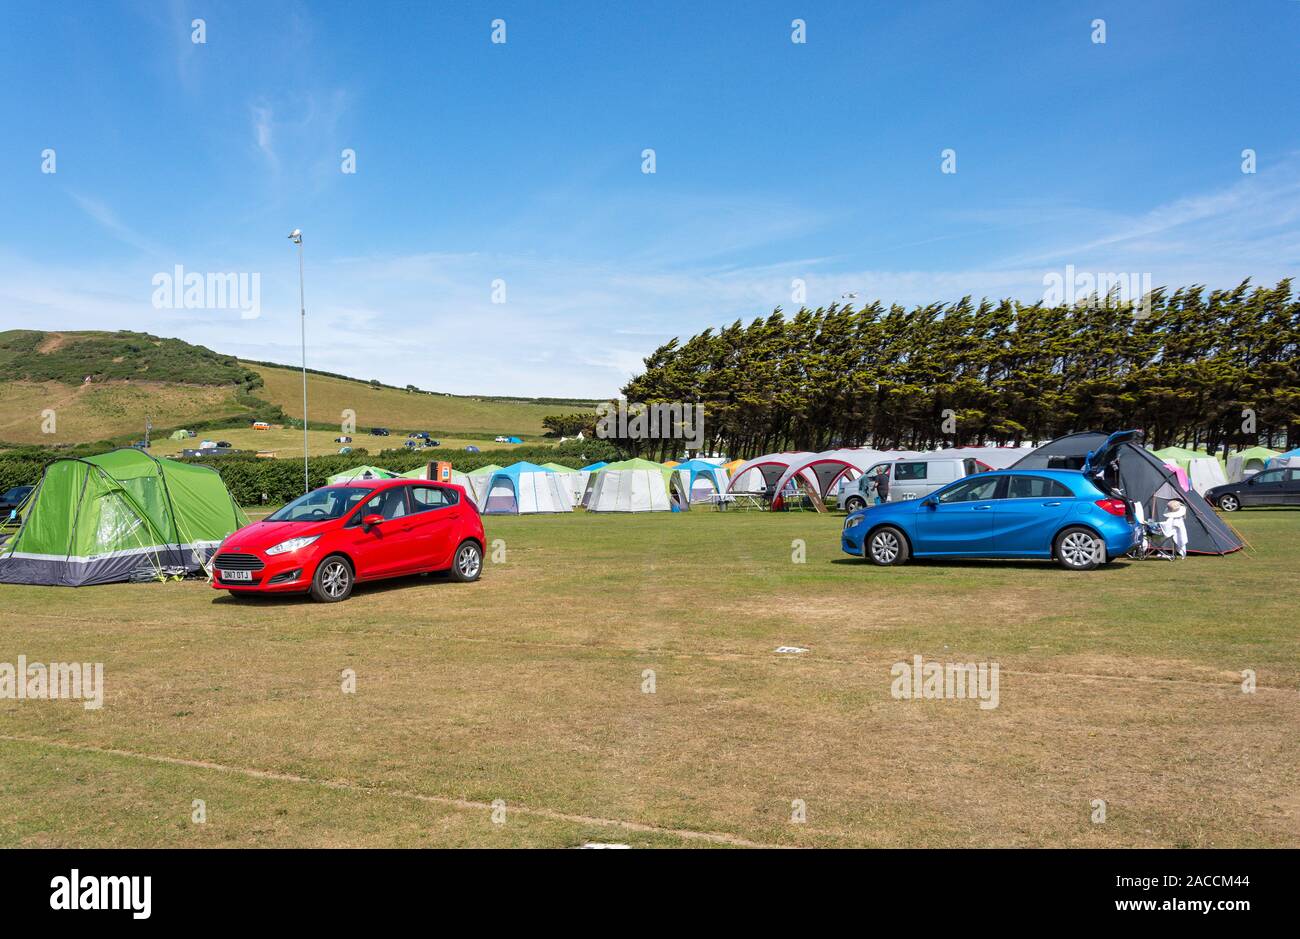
[937,477,1001,503]
[1006,475,1073,499]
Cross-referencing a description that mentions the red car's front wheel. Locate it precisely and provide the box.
[311,556,354,602]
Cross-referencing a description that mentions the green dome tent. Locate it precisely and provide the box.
[325,465,400,485]
[0,448,249,586]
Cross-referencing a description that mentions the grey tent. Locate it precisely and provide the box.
[1012,430,1243,555]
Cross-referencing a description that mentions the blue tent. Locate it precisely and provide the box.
[464,445,480,452]
[580,461,608,472]
[1266,447,1300,468]
[480,461,574,514]
[506,436,523,444]
[671,459,729,503]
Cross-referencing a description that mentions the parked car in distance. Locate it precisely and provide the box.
[334,435,352,443]
[216,441,232,448]
[338,446,353,455]
[212,478,485,602]
[841,469,1137,571]
[370,428,390,436]
[493,435,509,443]
[841,456,993,512]
[0,486,34,514]
[1206,467,1300,511]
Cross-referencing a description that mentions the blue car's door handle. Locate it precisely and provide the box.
[973,504,992,510]
[1042,501,1063,506]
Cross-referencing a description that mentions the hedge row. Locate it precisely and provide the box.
[0,439,622,507]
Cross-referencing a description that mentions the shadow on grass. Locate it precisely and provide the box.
[210,570,459,605]
[829,557,1135,572]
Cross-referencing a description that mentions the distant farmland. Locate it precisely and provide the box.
[0,329,599,448]
[250,363,586,438]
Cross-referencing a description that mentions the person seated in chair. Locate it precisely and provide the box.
[1159,498,1188,559]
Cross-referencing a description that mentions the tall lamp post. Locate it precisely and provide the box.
[289,229,308,494]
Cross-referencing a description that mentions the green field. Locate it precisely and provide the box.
[1,509,1296,848]
[0,330,593,449]
[252,363,577,439]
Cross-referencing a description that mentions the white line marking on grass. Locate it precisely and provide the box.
[0,734,774,848]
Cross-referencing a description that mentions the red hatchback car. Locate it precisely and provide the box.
[211,479,485,601]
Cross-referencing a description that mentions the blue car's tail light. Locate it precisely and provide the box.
[1094,498,1128,517]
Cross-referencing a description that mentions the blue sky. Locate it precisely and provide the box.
[2,0,1298,396]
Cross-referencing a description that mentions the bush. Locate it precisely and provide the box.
[0,438,625,506]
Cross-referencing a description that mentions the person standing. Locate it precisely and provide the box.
[873,466,891,505]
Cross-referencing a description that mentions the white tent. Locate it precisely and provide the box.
[928,445,1036,469]
[1226,447,1279,482]
[1185,457,1228,495]
[584,459,677,512]
[768,448,928,508]
[726,452,819,494]
[481,462,575,514]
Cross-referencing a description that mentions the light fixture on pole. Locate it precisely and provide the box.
[289,229,308,494]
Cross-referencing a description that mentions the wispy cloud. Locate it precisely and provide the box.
[251,104,277,168]
[67,192,163,257]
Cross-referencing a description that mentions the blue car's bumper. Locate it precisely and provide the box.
[841,529,865,557]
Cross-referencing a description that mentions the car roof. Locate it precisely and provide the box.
[969,468,1085,478]
[320,478,463,490]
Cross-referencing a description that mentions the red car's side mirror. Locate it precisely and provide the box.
[362,513,384,530]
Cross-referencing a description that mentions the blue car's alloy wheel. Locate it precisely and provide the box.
[867,527,909,566]
[1055,527,1104,571]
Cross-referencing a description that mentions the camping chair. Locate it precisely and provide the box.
[1129,502,1176,561]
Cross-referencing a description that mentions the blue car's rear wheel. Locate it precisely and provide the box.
[866,526,909,566]
[1055,527,1105,571]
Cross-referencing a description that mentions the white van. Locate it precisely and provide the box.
[842,457,992,511]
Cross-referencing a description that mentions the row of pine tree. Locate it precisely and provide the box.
[615,279,1299,461]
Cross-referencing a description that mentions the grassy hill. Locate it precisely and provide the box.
[252,363,576,439]
[0,330,598,449]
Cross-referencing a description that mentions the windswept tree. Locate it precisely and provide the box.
[608,279,1299,459]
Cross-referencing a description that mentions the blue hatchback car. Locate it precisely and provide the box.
[841,469,1138,570]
